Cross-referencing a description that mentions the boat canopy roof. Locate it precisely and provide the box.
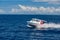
[31,18,47,22]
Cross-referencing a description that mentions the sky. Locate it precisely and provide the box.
[0,0,60,15]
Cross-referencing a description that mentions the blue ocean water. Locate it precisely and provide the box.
[0,15,60,40]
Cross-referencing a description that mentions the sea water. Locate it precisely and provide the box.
[0,15,60,40]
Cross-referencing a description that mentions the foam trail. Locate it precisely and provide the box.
[36,23,60,30]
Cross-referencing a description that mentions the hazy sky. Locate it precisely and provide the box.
[0,0,60,15]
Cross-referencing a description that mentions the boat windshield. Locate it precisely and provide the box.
[32,19,40,22]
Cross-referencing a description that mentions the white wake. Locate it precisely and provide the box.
[36,23,60,30]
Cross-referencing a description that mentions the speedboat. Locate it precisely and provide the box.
[27,18,47,29]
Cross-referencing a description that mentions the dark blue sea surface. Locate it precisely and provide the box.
[0,15,60,40]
